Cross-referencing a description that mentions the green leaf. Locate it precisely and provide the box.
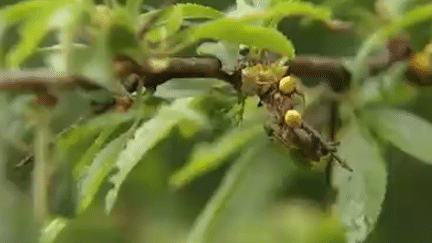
[154,78,232,99]
[126,0,143,20]
[177,3,223,19]
[0,1,50,24]
[358,63,417,106]
[352,3,432,87]
[77,135,127,213]
[196,41,240,74]
[189,18,294,57]
[3,0,84,68]
[170,124,263,188]
[146,5,183,43]
[104,98,209,213]
[333,120,387,243]
[365,108,432,164]
[347,32,384,88]
[139,3,222,23]
[55,111,137,171]
[375,0,411,19]
[238,1,332,24]
[383,3,432,35]
[80,24,121,92]
[185,139,268,243]
[142,3,223,43]
[39,217,68,243]
[72,124,119,179]
[5,3,56,67]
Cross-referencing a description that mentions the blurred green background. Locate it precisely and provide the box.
[1,0,432,242]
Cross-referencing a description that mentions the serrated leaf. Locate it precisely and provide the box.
[333,120,387,243]
[56,111,136,162]
[190,18,294,57]
[170,124,263,188]
[77,135,127,213]
[39,217,68,243]
[365,108,432,164]
[105,98,209,213]
[72,124,119,179]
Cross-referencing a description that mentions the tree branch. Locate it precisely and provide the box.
[1,36,429,96]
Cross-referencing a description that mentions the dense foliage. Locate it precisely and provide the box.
[2,0,432,242]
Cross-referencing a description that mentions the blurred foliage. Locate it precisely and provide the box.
[1,0,432,243]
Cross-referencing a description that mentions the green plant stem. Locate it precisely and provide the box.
[186,142,265,243]
[33,106,51,225]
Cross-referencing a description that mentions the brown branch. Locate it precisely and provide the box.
[1,36,429,96]
[111,36,424,91]
[0,69,105,92]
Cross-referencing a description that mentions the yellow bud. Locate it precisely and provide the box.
[279,75,298,94]
[284,109,302,127]
[409,52,430,73]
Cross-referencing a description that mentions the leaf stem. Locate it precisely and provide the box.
[33,106,51,225]
[186,142,265,243]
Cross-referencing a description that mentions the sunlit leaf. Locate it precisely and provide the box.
[170,124,263,188]
[105,98,209,213]
[333,120,387,243]
[365,108,432,164]
[189,18,294,57]
[0,1,50,24]
[178,3,223,19]
[39,217,68,243]
[237,1,332,24]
